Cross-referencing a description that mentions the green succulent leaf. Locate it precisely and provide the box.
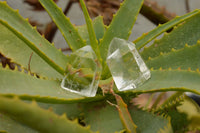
[121,69,200,95]
[0,112,38,133]
[99,0,144,61]
[146,41,200,71]
[0,2,68,78]
[155,92,185,113]
[83,101,172,133]
[0,65,104,103]
[141,13,200,60]
[39,0,86,51]
[0,96,92,133]
[113,93,137,133]
[77,16,105,46]
[134,9,200,50]
[177,96,200,131]
[79,0,101,61]
[166,110,189,132]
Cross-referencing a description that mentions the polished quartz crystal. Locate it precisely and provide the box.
[106,37,151,91]
[61,45,101,97]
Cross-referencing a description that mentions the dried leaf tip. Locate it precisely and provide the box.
[187,67,191,71]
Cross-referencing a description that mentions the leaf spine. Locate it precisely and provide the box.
[171,48,175,52]
[187,67,191,71]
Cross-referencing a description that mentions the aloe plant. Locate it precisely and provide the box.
[0,0,200,132]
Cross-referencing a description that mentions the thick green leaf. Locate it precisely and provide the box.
[134,9,200,49]
[119,69,200,95]
[79,0,101,61]
[99,0,144,61]
[39,0,86,51]
[177,96,200,130]
[0,65,103,103]
[0,2,67,78]
[129,106,173,133]
[114,94,137,133]
[0,96,92,133]
[36,102,81,118]
[141,13,200,60]
[146,42,200,70]
[155,92,185,113]
[0,112,38,133]
[83,101,172,133]
[0,24,63,79]
[77,16,105,46]
[167,110,189,132]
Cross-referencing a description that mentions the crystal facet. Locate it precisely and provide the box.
[61,45,101,97]
[106,37,151,91]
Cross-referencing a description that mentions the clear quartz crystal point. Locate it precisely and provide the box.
[106,37,151,91]
[61,45,101,97]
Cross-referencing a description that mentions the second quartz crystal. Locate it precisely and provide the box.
[107,37,151,91]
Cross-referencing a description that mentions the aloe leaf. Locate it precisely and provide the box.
[0,65,105,103]
[113,94,137,133]
[146,42,200,70]
[0,24,62,79]
[167,110,189,132]
[36,102,81,119]
[0,2,67,78]
[39,0,86,51]
[79,0,101,61]
[77,16,105,45]
[129,106,173,133]
[141,13,200,60]
[155,92,185,113]
[120,69,200,95]
[175,96,200,131]
[83,101,172,133]
[134,9,200,49]
[99,0,144,61]
[0,112,38,133]
[0,96,92,133]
